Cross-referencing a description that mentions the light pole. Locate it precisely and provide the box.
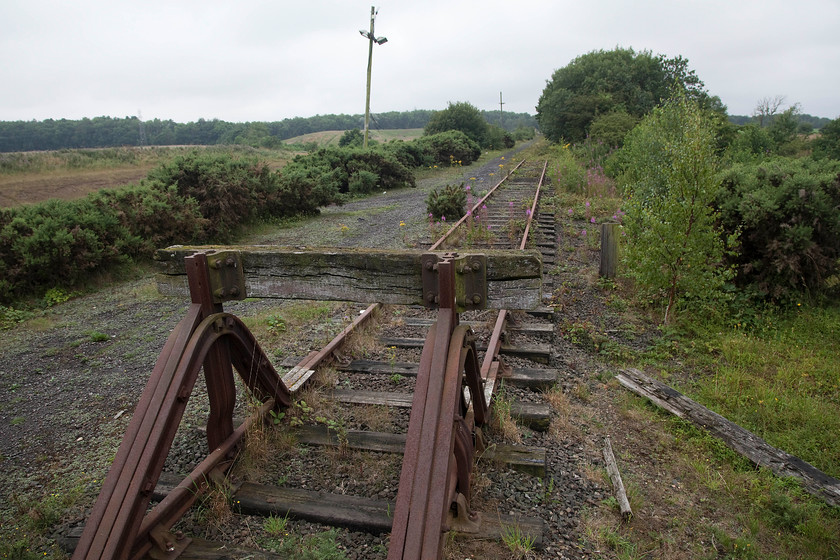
[359,6,387,149]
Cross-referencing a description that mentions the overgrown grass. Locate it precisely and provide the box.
[685,304,840,479]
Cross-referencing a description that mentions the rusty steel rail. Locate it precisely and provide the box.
[429,158,527,251]
[73,252,292,560]
[386,162,548,558]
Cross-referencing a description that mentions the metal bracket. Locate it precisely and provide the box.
[420,253,487,312]
[205,250,246,304]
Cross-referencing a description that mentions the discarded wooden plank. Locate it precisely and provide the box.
[603,436,632,521]
[180,539,285,559]
[149,475,544,548]
[155,246,542,310]
[234,482,543,547]
[339,360,558,390]
[332,390,550,432]
[380,337,551,363]
[294,425,546,477]
[615,367,840,508]
[401,317,554,334]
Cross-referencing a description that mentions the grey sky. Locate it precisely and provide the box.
[2,0,838,123]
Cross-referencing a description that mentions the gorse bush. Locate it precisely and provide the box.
[146,152,284,242]
[415,131,481,166]
[426,183,466,222]
[716,157,840,302]
[279,147,416,201]
[0,151,347,303]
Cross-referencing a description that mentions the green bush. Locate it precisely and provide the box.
[424,101,488,146]
[0,150,345,304]
[348,169,379,194]
[812,116,840,161]
[716,157,840,302]
[382,140,433,168]
[484,125,515,150]
[426,183,466,222]
[279,147,415,200]
[416,131,481,166]
[146,152,282,241]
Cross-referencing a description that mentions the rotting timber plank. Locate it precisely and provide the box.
[380,337,551,363]
[332,389,551,432]
[150,474,545,547]
[233,482,544,548]
[154,246,542,310]
[616,367,840,508]
[293,425,546,477]
[339,359,558,390]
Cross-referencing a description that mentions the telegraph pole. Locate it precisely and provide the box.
[360,7,387,148]
[499,92,505,129]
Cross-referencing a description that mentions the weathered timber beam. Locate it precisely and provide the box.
[616,367,840,508]
[155,246,542,310]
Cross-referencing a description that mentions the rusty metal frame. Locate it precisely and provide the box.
[73,252,292,560]
[388,257,489,559]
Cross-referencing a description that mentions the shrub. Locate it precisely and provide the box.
[716,157,840,302]
[424,101,488,146]
[484,125,515,150]
[416,131,481,166]
[426,183,466,222]
[279,147,415,200]
[348,169,379,195]
[382,140,433,168]
[146,152,281,241]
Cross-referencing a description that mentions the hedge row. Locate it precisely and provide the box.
[0,130,491,304]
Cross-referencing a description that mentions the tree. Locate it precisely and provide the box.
[812,116,840,160]
[536,48,713,143]
[424,101,488,146]
[338,128,364,148]
[753,95,786,127]
[622,91,731,323]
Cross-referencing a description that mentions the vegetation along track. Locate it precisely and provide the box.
[51,154,612,559]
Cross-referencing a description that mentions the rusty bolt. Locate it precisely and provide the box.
[426,292,436,303]
[471,262,481,272]
[424,260,434,271]
[214,288,227,299]
[225,256,236,267]
[229,286,239,297]
[472,294,482,304]
[210,259,221,269]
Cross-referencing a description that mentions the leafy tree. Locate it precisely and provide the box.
[536,47,713,143]
[811,116,840,160]
[424,102,488,146]
[622,91,732,323]
[588,109,639,149]
[338,128,364,148]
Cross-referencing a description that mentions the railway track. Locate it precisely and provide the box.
[67,159,600,559]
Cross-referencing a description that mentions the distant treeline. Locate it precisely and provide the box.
[0,110,537,153]
[728,113,832,130]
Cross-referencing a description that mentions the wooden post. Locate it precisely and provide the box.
[599,222,619,278]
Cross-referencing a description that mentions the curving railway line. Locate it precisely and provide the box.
[66,159,600,559]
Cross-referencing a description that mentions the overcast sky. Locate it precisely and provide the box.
[2,0,838,124]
